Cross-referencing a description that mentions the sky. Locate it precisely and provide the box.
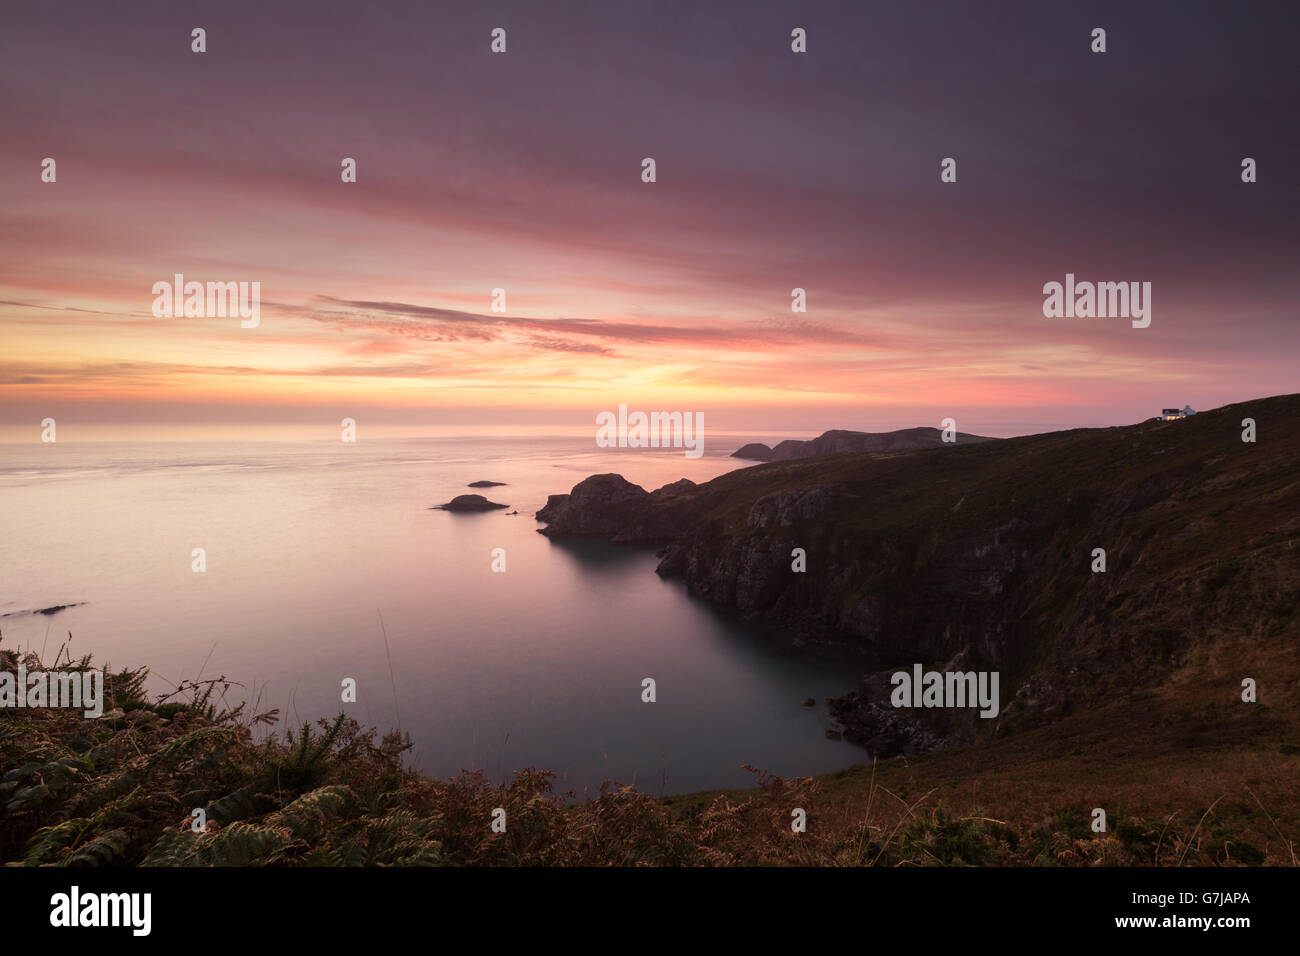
[1,0,1297,436]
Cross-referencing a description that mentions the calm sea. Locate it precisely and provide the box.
[1,429,892,795]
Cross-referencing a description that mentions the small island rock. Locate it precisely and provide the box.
[433,494,509,512]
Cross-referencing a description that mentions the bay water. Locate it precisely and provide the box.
[1,429,877,795]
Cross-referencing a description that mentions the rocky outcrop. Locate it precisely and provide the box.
[535,494,571,523]
[652,478,697,498]
[433,494,509,512]
[747,486,837,528]
[533,474,705,542]
[533,474,653,539]
[731,442,774,461]
[467,480,506,488]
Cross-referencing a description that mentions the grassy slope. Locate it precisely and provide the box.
[659,396,1300,862]
[668,686,1300,865]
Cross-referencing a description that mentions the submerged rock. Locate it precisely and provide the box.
[0,602,86,619]
[467,480,507,488]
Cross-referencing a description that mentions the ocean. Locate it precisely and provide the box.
[1,429,885,795]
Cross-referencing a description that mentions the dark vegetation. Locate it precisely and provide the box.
[2,643,1294,865]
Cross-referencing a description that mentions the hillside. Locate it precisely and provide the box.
[538,394,1300,754]
[731,426,995,461]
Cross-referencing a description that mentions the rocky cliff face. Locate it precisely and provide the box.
[535,474,703,542]
[537,396,1300,756]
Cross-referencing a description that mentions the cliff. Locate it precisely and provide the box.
[538,395,1300,755]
